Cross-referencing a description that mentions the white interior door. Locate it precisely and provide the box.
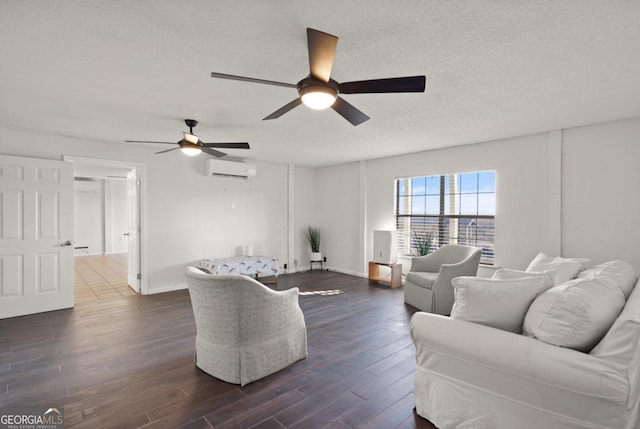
[126,168,140,292]
[0,155,74,319]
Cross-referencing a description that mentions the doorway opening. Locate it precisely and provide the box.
[74,254,133,303]
[64,155,148,301]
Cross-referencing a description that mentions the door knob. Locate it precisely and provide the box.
[60,240,73,247]
[123,233,130,236]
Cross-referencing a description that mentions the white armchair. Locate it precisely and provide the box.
[404,244,482,314]
[184,267,307,386]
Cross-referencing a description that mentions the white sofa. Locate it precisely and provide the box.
[410,258,640,429]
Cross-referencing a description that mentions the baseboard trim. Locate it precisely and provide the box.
[145,283,187,295]
[144,268,370,295]
[324,267,367,278]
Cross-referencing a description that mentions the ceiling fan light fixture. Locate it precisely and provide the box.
[300,86,337,110]
[180,142,202,156]
[126,119,249,157]
[183,132,199,144]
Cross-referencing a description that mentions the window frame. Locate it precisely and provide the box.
[395,171,496,265]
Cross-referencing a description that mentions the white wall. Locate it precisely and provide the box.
[292,165,318,272]
[74,179,105,254]
[318,133,560,276]
[368,133,562,273]
[317,116,640,277]
[562,117,640,271]
[147,154,290,291]
[73,176,129,256]
[317,162,362,275]
[105,177,128,254]
[0,128,305,294]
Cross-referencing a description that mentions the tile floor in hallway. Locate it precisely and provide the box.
[74,253,137,303]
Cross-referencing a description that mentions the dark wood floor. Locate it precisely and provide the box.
[0,269,437,429]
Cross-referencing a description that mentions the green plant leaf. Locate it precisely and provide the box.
[305,226,321,252]
[411,229,433,256]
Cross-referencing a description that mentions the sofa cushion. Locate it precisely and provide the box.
[493,268,556,290]
[577,260,636,299]
[526,252,589,285]
[590,278,640,364]
[406,271,439,290]
[523,277,625,352]
[451,276,547,333]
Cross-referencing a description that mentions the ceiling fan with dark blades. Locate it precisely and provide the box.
[125,119,250,157]
[210,28,426,126]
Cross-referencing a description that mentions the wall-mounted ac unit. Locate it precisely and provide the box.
[205,159,257,180]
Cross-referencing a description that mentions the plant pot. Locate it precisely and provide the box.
[310,252,322,262]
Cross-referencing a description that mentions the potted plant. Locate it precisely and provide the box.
[412,229,434,256]
[305,226,322,262]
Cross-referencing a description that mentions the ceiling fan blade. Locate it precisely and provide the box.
[201,142,250,149]
[331,97,370,126]
[307,28,338,83]
[210,72,296,89]
[201,147,227,158]
[339,75,426,94]
[125,140,176,144]
[263,98,303,120]
[154,147,180,155]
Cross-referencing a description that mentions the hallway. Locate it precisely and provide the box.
[74,253,136,304]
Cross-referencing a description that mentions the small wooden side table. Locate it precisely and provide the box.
[368,261,402,288]
[310,260,323,271]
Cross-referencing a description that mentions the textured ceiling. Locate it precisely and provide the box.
[1,1,640,167]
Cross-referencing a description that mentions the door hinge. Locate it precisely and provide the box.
[137,273,141,280]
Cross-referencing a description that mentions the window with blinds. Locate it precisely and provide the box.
[395,171,496,265]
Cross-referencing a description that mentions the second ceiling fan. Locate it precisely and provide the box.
[124,119,250,158]
[211,28,426,126]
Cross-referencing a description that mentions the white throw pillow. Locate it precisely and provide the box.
[577,260,637,299]
[523,277,625,352]
[451,276,547,333]
[525,252,589,285]
[493,268,556,290]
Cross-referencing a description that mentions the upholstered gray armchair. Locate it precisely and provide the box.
[404,244,482,315]
[185,267,307,386]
